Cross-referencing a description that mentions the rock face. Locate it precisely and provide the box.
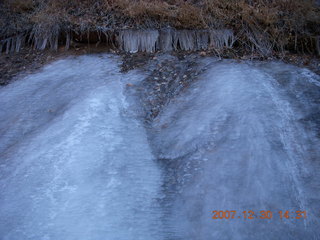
[0,54,320,240]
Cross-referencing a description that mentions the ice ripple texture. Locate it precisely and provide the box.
[0,55,320,240]
[0,55,162,240]
[150,60,320,240]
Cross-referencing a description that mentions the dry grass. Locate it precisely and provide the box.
[1,0,319,55]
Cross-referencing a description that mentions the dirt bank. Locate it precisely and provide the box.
[1,47,319,88]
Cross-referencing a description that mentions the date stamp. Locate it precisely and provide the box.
[211,210,307,220]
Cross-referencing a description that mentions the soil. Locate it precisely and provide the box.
[0,44,113,86]
[1,46,319,87]
[129,53,206,122]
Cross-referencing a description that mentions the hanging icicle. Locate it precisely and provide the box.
[117,29,235,53]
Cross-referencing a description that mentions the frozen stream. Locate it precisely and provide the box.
[0,54,320,239]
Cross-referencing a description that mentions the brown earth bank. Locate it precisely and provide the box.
[1,0,320,56]
[1,46,319,87]
[0,45,112,85]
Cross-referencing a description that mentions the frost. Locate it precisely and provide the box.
[0,34,25,54]
[118,30,159,53]
[1,29,235,54]
[117,29,235,53]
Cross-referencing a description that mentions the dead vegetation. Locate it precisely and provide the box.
[0,0,319,56]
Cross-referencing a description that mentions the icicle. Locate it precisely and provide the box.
[10,38,16,53]
[141,30,159,52]
[53,36,58,50]
[39,38,48,50]
[5,38,11,54]
[65,31,71,50]
[118,30,159,53]
[0,34,25,54]
[195,30,210,50]
[173,30,196,51]
[316,36,320,56]
[245,29,272,56]
[117,29,235,53]
[119,30,138,53]
[48,34,58,50]
[159,29,173,51]
[0,28,235,54]
[33,37,39,50]
[209,29,235,50]
[15,35,24,52]
[36,38,41,50]
[222,29,235,48]
[27,32,34,46]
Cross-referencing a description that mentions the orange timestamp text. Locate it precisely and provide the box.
[211,210,307,220]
